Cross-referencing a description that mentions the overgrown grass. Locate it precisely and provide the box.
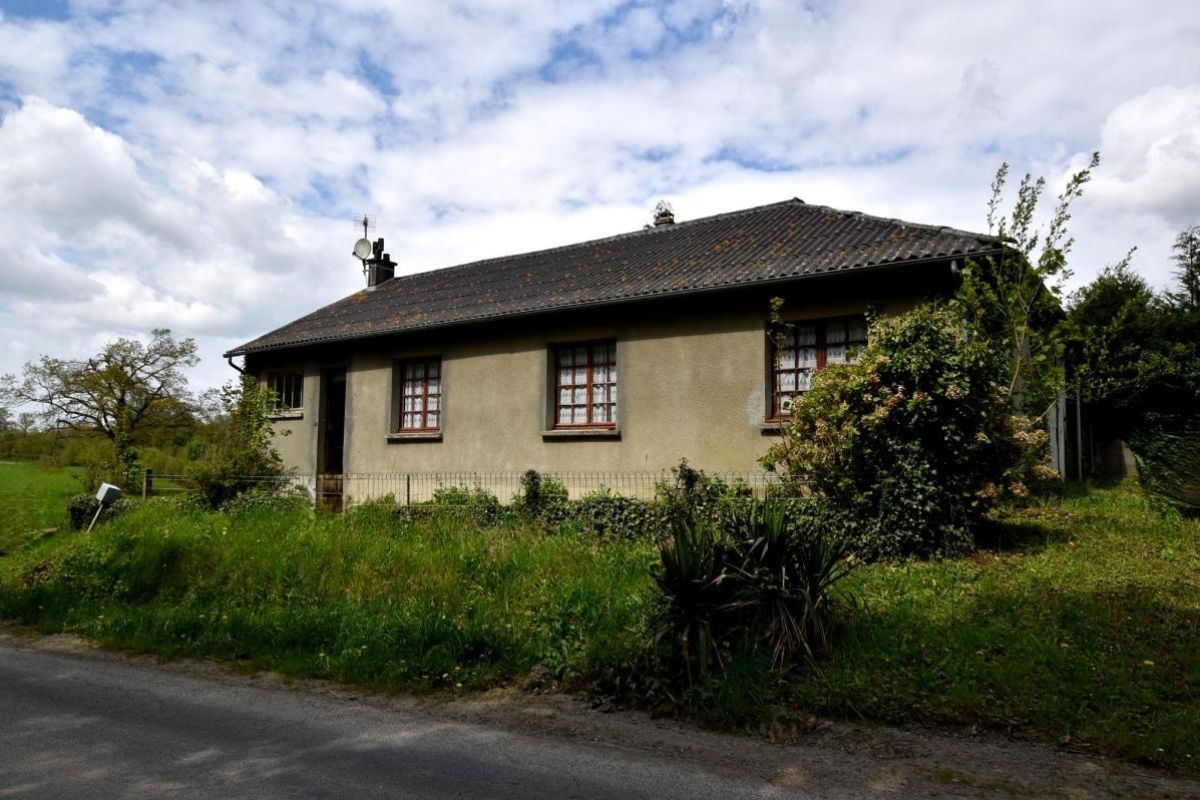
[0,500,656,692]
[0,462,78,555]
[793,486,1200,769]
[0,468,1195,772]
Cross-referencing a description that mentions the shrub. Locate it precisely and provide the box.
[391,485,504,527]
[573,488,664,540]
[188,376,291,509]
[430,485,502,526]
[221,484,312,517]
[761,304,1041,558]
[518,469,545,511]
[1130,415,1200,513]
[655,459,752,530]
[66,494,140,531]
[58,436,124,494]
[511,470,571,523]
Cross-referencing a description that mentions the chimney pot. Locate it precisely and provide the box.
[366,251,395,290]
[653,199,674,226]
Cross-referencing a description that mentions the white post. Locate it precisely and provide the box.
[85,504,104,534]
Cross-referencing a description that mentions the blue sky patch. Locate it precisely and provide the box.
[0,0,70,21]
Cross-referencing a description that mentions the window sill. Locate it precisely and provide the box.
[756,421,788,435]
[541,428,621,440]
[386,431,443,443]
[268,410,304,421]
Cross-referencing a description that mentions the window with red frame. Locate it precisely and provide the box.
[770,316,867,418]
[554,342,617,428]
[397,358,441,431]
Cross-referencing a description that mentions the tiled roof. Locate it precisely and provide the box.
[228,198,1000,355]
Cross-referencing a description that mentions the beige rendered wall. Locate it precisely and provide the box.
[248,266,951,484]
[254,363,321,477]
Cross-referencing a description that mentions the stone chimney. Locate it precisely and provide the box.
[653,199,675,226]
[366,238,395,289]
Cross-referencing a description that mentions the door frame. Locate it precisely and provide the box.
[317,367,347,509]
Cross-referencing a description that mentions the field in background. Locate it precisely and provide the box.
[0,462,78,554]
[0,465,1195,771]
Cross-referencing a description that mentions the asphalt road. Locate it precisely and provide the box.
[0,642,799,799]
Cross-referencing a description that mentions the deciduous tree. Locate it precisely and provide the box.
[1066,231,1200,507]
[0,329,199,486]
[959,153,1100,417]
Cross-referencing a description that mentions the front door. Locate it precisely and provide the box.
[318,369,346,509]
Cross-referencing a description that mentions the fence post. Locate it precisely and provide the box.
[406,474,411,506]
[142,468,153,500]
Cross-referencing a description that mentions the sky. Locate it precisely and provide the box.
[0,0,1198,394]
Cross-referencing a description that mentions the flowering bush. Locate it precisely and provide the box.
[761,303,1045,558]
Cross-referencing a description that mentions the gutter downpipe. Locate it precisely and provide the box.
[227,355,247,375]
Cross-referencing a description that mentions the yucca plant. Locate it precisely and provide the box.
[725,500,855,667]
[653,499,857,688]
[652,516,731,684]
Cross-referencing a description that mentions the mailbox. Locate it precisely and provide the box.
[95,483,122,505]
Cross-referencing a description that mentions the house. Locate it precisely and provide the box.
[226,199,1001,501]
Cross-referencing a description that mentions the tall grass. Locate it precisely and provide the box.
[1,473,1196,772]
[0,500,656,690]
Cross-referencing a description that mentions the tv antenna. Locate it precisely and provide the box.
[352,214,376,268]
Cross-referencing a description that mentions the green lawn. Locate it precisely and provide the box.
[0,466,1195,771]
[0,462,79,554]
[799,487,1200,768]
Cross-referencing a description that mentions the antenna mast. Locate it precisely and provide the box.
[352,214,377,275]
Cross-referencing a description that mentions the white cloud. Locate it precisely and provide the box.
[0,96,358,389]
[1087,85,1200,226]
[0,0,1198,396]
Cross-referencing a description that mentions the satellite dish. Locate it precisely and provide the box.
[353,237,373,260]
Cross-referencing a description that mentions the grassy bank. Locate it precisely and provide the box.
[797,487,1200,768]
[0,468,1195,770]
[0,499,656,691]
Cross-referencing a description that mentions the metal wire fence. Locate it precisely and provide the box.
[145,469,783,508]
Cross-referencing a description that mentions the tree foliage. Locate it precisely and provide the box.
[1168,225,1200,312]
[761,304,1048,558]
[188,376,290,508]
[959,154,1100,416]
[1066,228,1200,508]
[0,329,198,487]
[1065,259,1196,434]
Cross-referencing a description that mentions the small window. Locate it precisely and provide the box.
[553,342,617,428]
[397,358,442,431]
[267,372,303,411]
[770,316,867,418]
